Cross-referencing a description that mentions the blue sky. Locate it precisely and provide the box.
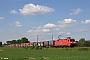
[0,0,90,43]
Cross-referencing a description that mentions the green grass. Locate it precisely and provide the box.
[0,47,90,60]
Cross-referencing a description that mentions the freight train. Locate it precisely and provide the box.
[38,37,76,48]
[8,37,76,48]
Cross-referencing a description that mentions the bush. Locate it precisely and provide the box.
[34,46,42,50]
[34,45,39,50]
[38,46,42,50]
[22,46,42,50]
[28,46,35,50]
[78,47,89,51]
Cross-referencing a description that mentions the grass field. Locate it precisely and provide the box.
[0,47,90,60]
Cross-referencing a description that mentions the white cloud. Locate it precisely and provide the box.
[66,32,71,35]
[59,32,71,35]
[70,8,82,15]
[15,21,22,27]
[59,32,65,35]
[53,28,60,31]
[81,20,90,24]
[0,17,4,20]
[36,19,77,30]
[64,19,76,24]
[27,29,42,33]
[73,28,90,33]
[9,10,17,14]
[42,29,50,33]
[27,30,34,33]
[37,23,57,29]
[27,29,50,33]
[58,18,77,28]
[19,3,54,15]
[43,23,56,28]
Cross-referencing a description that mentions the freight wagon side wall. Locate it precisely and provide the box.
[49,40,55,47]
[43,41,49,47]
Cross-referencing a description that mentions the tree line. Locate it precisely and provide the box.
[0,37,90,47]
[76,38,90,47]
[6,37,29,45]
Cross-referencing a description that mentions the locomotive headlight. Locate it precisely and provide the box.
[70,42,72,43]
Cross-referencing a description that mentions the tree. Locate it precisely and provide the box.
[21,37,29,43]
[75,41,79,47]
[6,41,12,44]
[85,40,90,47]
[17,39,21,44]
[79,38,85,47]
[12,40,17,44]
[0,42,2,46]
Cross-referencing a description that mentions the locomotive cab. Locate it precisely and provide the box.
[70,39,76,47]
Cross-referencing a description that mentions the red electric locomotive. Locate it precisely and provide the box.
[54,37,76,47]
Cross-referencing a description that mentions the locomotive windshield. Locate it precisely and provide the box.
[70,39,75,42]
